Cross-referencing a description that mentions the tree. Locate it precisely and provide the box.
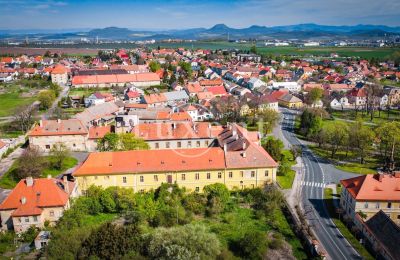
[49,143,70,170]
[203,183,230,216]
[178,61,192,78]
[306,88,323,106]
[324,121,349,158]
[79,222,143,259]
[375,121,400,169]
[257,109,280,134]
[38,90,56,110]
[97,133,120,151]
[149,61,161,72]
[119,133,150,151]
[250,45,257,54]
[263,137,284,161]
[349,120,375,164]
[148,224,221,260]
[13,104,36,133]
[16,147,43,179]
[236,231,267,259]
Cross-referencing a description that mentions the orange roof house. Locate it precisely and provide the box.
[28,119,88,137]
[0,177,75,233]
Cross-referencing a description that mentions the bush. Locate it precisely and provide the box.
[235,231,267,259]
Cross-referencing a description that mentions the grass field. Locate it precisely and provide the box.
[0,92,37,117]
[0,156,78,189]
[310,145,378,175]
[4,42,400,59]
[277,150,297,189]
[324,188,374,260]
[331,109,400,125]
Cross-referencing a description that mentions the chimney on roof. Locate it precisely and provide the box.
[242,152,247,158]
[26,176,34,187]
[224,143,228,153]
[63,176,69,194]
[57,118,61,124]
[21,197,26,205]
[172,122,176,130]
[242,141,247,150]
[39,120,43,127]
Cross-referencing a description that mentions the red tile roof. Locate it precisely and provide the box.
[73,148,226,176]
[206,85,227,96]
[0,178,71,217]
[199,78,223,87]
[132,122,214,141]
[72,72,160,85]
[28,119,88,137]
[341,174,400,201]
[88,125,112,139]
[51,65,67,75]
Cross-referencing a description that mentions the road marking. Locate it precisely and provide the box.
[300,181,326,188]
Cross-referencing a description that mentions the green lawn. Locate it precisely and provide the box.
[0,92,37,117]
[277,150,297,189]
[331,109,400,125]
[310,145,378,175]
[0,156,78,189]
[324,188,374,260]
[193,206,308,259]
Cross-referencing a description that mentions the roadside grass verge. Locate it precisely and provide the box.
[310,145,378,175]
[324,188,374,260]
[0,156,78,189]
[331,109,400,125]
[277,150,296,189]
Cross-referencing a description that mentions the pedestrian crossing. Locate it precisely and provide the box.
[300,181,326,188]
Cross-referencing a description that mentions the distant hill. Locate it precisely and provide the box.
[1,23,400,41]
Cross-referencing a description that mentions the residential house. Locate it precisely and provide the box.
[84,92,115,107]
[0,177,76,233]
[340,173,400,225]
[75,102,120,127]
[247,77,264,90]
[125,90,141,103]
[278,94,303,109]
[272,81,300,92]
[28,119,88,152]
[51,65,68,85]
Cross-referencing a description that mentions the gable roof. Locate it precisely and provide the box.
[0,178,72,217]
[341,174,400,201]
[73,148,226,176]
[364,210,400,260]
[28,119,88,137]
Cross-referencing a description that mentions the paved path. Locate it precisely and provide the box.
[278,108,361,260]
[41,85,69,120]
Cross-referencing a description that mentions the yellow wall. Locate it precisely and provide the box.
[279,100,303,109]
[75,167,276,193]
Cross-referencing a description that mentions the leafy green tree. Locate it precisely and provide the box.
[236,231,267,259]
[178,61,193,78]
[324,121,349,158]
[38,90,56,110]
[250,45,257,54]
[350,120,375,164]
[148,224,221,260]
[16,147,43,179]
[97,132,119,151]
[99,188,117,213]
[263,137,284,161]
[306,88,324,105]
[375,121,400,168]
[49,143,70,170]
[204,183,230,216]
[79,222,143,259]
[149,61,161,72]
[257,109,280,134]
[119,133,150,151]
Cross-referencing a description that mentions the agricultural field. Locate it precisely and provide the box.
[0,84,40,118]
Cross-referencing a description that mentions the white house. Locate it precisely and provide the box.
[272,81,300,92]
[247,77,265,90]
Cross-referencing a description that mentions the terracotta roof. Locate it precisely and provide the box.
[341,174,400,201]
[186,82,203,94]
[72,72,159,85]
[206,85,227,96]
[170,112,192,121]
[88,125,112,139]
[73,148,226,176]
[28,119,88,137]
[199,78,223,87]
[0,140,6,150]
[0,178,72,217]
[126,91,141,98]
[196,91,214,100]
[143,93,167,104]
[132,122,214,141]
[51,65,67,75]
[124,103,148,109]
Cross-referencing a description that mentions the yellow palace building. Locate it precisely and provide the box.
[73,124,278,193]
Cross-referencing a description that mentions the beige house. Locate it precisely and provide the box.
[340,173,400,225]
[51,65,68,85]
[28,119,89,152]
[0,177,76,233]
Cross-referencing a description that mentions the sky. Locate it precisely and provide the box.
[1,0,400,30]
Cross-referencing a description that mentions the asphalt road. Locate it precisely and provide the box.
[279,108,361,260]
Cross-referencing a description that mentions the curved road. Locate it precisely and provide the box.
[280,108,361,260]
